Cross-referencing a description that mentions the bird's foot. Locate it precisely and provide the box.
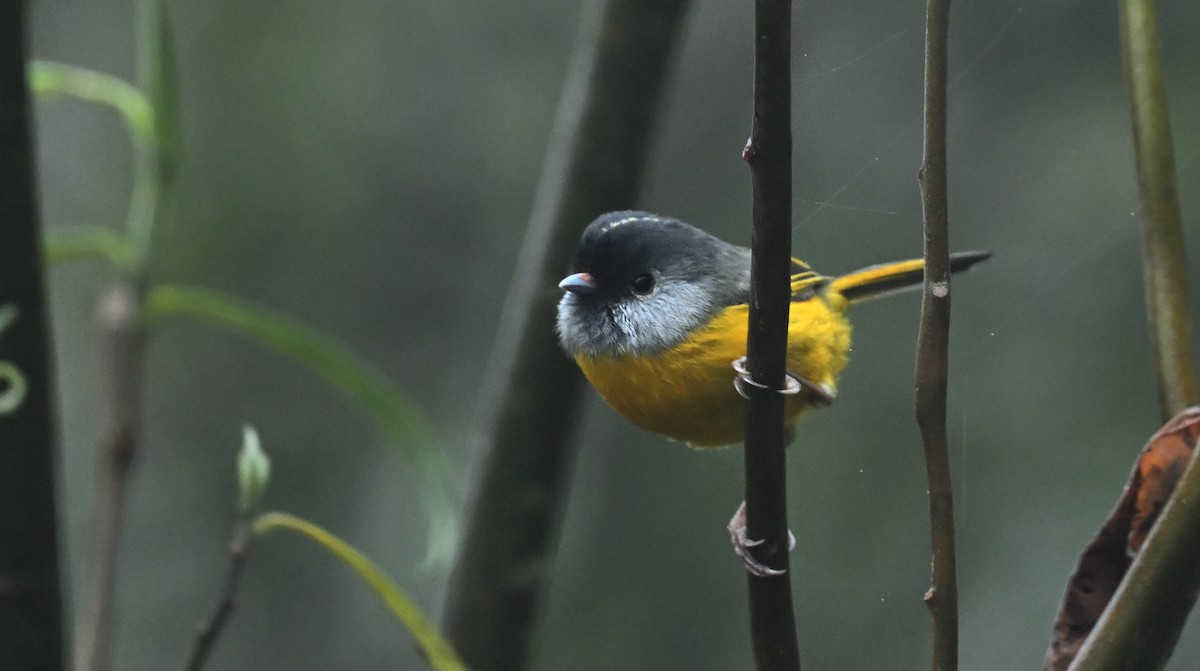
[732,357,800,399]
[731,357,837,407]
[727,500,796,577]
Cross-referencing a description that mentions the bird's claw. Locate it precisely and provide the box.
[731,356,836,407]
[727,501,796,577]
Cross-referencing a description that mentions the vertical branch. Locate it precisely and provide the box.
[914,0,958,669]
[440,0,690,668]
[0,1,67,668]
[1122,0,1198,421]
[1064,1,1200,668]
[74,284,145,671]
[741,0,801,668]
[75,2,176,668]
[127,0,179,265]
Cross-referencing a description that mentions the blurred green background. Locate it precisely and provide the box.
[27,0,1200,668]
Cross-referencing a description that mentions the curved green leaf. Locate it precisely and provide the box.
[141,284,458,566]
[42,226,134,269]
[28,61,154,142]
[253,512,468,671]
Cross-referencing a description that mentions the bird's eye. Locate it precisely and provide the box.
[630,273,655,295]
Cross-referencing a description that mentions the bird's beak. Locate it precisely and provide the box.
[558,272,597,295]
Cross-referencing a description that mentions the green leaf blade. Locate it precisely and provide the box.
[28,61,154,142]
[253,512,468,671]
[141,284,458,566]
[42,226,135,269]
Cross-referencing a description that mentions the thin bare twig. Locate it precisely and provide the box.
[0,0,67,666]
[914,0,959,668]
[440,0,690,668]
[183,522,254,671]
[740,0,801,668]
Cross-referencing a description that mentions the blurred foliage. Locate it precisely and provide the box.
[27,0,1200,669]
[28,60,153,141]
[193,430,464,670]
[252,512,466,671]
[141,283,457,565]
[42,224,135,269]
[236,425,270,515]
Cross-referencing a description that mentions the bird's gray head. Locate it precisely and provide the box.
[556,211,751,358]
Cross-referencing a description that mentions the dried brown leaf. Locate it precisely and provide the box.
[1043,407,1200,671]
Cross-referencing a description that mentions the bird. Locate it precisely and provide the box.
[556,210,989,448]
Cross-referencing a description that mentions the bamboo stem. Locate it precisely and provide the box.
[1065,0,1200,666]
[1122,0,1198,420]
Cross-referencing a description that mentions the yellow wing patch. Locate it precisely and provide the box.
[575,294,852,447]
[789,257,833,300]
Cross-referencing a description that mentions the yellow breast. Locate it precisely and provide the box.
[575,295,851,447]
